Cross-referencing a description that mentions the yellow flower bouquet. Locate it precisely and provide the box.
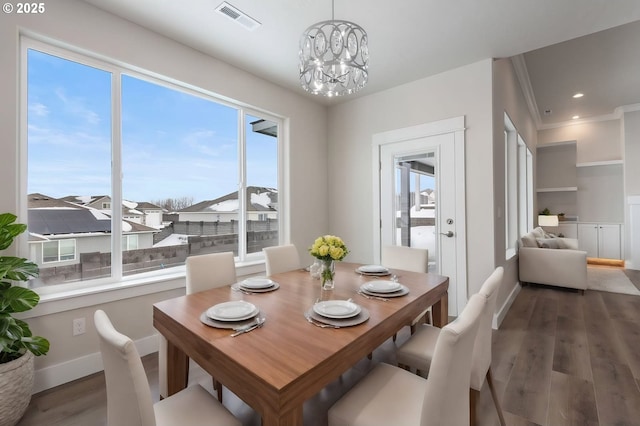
[309,235,349,289]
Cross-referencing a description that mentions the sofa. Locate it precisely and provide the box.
[518,227,588,292]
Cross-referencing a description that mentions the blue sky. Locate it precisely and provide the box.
[27,49,278,204]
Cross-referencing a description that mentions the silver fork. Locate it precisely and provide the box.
[232,285,253,295]
[357,291,389,302]
[305,313,339,329]
[230,317,265,337]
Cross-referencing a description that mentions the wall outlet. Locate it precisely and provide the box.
[72,318,86,336]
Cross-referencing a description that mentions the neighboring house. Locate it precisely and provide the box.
[177,186,278,222]
[61,195,164,227]
[27,193,157,268]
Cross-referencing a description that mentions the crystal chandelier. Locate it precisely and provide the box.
[299,0,369,97]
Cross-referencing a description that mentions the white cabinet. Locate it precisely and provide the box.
[577,223,622,259]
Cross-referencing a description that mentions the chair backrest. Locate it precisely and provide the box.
[95,309,156,426]
[421,294,485,426]
[186,251,237,294]
[381,245,429,273]
[263,244,301,275]
[469,266,504,390]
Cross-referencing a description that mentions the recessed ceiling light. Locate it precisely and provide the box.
[573,93,584,98]
[572,115,580,119]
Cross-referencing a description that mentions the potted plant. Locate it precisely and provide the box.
[0,213,49,426]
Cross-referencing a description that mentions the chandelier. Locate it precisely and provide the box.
[299,1,369,97]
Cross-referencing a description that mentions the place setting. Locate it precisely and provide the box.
[354,264,392,277]
[304,299,369,328]
[199,300,266,336]
[231,276,280,294]
[358,279,409,301]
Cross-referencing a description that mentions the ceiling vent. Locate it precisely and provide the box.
[215,2,261,31]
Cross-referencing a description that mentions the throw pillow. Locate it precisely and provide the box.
[521,233,538,248]
[557,238,578,250]
[531,227,546,238]
[536,238,562,249]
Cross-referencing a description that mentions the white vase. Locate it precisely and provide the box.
[0,351,35,426]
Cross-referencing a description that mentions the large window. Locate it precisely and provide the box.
[24,38,282,290]
[504,113,533,259]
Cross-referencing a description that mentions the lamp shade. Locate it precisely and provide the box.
[538,215,559,227]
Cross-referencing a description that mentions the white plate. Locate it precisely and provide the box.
[313,300,362,319]
[240,277,274,289]
[358,264,389,274]
[364,280,402,293]
[207,301,258,321]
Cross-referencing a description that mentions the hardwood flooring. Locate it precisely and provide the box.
[17,267,640,425]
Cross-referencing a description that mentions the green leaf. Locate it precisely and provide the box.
[0,286,40,314]
[22,336,49,356]
[0,213,26,251]
[0,257,39,282]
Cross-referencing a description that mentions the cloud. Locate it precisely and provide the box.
[54,88,101,125]
[29,102,49,117]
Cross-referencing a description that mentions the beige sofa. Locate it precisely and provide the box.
[518,227,588,292]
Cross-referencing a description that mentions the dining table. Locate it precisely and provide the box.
[153,261,449,426]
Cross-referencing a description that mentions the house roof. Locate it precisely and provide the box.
[28,194,158,237]
[179,186,278,213]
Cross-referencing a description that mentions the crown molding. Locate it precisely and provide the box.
[537,102,640,130]
[511,54,541,129]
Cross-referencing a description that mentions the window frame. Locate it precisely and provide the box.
[42,239,77,263]
[20,36,285,295]
[504,113,533,260]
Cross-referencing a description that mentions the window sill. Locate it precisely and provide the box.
[505,248,517,261]
[21,259,266,318]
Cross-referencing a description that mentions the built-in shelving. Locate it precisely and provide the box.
[576,160,623,168]
[536,187,578,193]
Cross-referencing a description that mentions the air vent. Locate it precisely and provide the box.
[215,2,261,31]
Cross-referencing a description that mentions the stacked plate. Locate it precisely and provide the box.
[238,277,280,292]
[313,300,362,319]
[356,264,391,276]
[206,301,259,322]
[360,280,409,298]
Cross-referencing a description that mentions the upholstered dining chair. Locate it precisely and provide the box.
[396,267,506,426]
[381,245,430,340]
[95,310,241,426]
[263,244,301,275]
[158,251,237,401]
[328,293,485,426]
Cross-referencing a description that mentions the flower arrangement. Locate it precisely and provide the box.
[309,235,349,289]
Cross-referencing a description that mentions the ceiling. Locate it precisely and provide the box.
[81,0,640,127]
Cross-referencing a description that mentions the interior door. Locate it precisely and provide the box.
[374,118,466,315]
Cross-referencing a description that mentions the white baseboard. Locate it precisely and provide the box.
[33,334,160,394]
[493,282,521,329]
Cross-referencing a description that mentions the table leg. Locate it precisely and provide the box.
[260,405,303,426]
[431,291,449,327]
[166,339,189,396]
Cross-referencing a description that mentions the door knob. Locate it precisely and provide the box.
[440,231,454,238]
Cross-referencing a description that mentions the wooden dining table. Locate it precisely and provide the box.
[153,261,449,426]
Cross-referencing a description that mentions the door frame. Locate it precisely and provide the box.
[372,116,468,315]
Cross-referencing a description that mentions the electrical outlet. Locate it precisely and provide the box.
[72,318,86,336]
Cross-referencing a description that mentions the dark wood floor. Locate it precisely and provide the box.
[17,267,640,426]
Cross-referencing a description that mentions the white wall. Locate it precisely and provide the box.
[1,0,328,389]
[492,58,538,321]
[538,119,622,162]
[327,59,495,300]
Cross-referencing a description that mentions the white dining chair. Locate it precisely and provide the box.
[95,310,241,426]
[263,244,301,275]
[328,293,485,426]
[396,267,506,426]
[381,245,430,339]
[158,251,237,401]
